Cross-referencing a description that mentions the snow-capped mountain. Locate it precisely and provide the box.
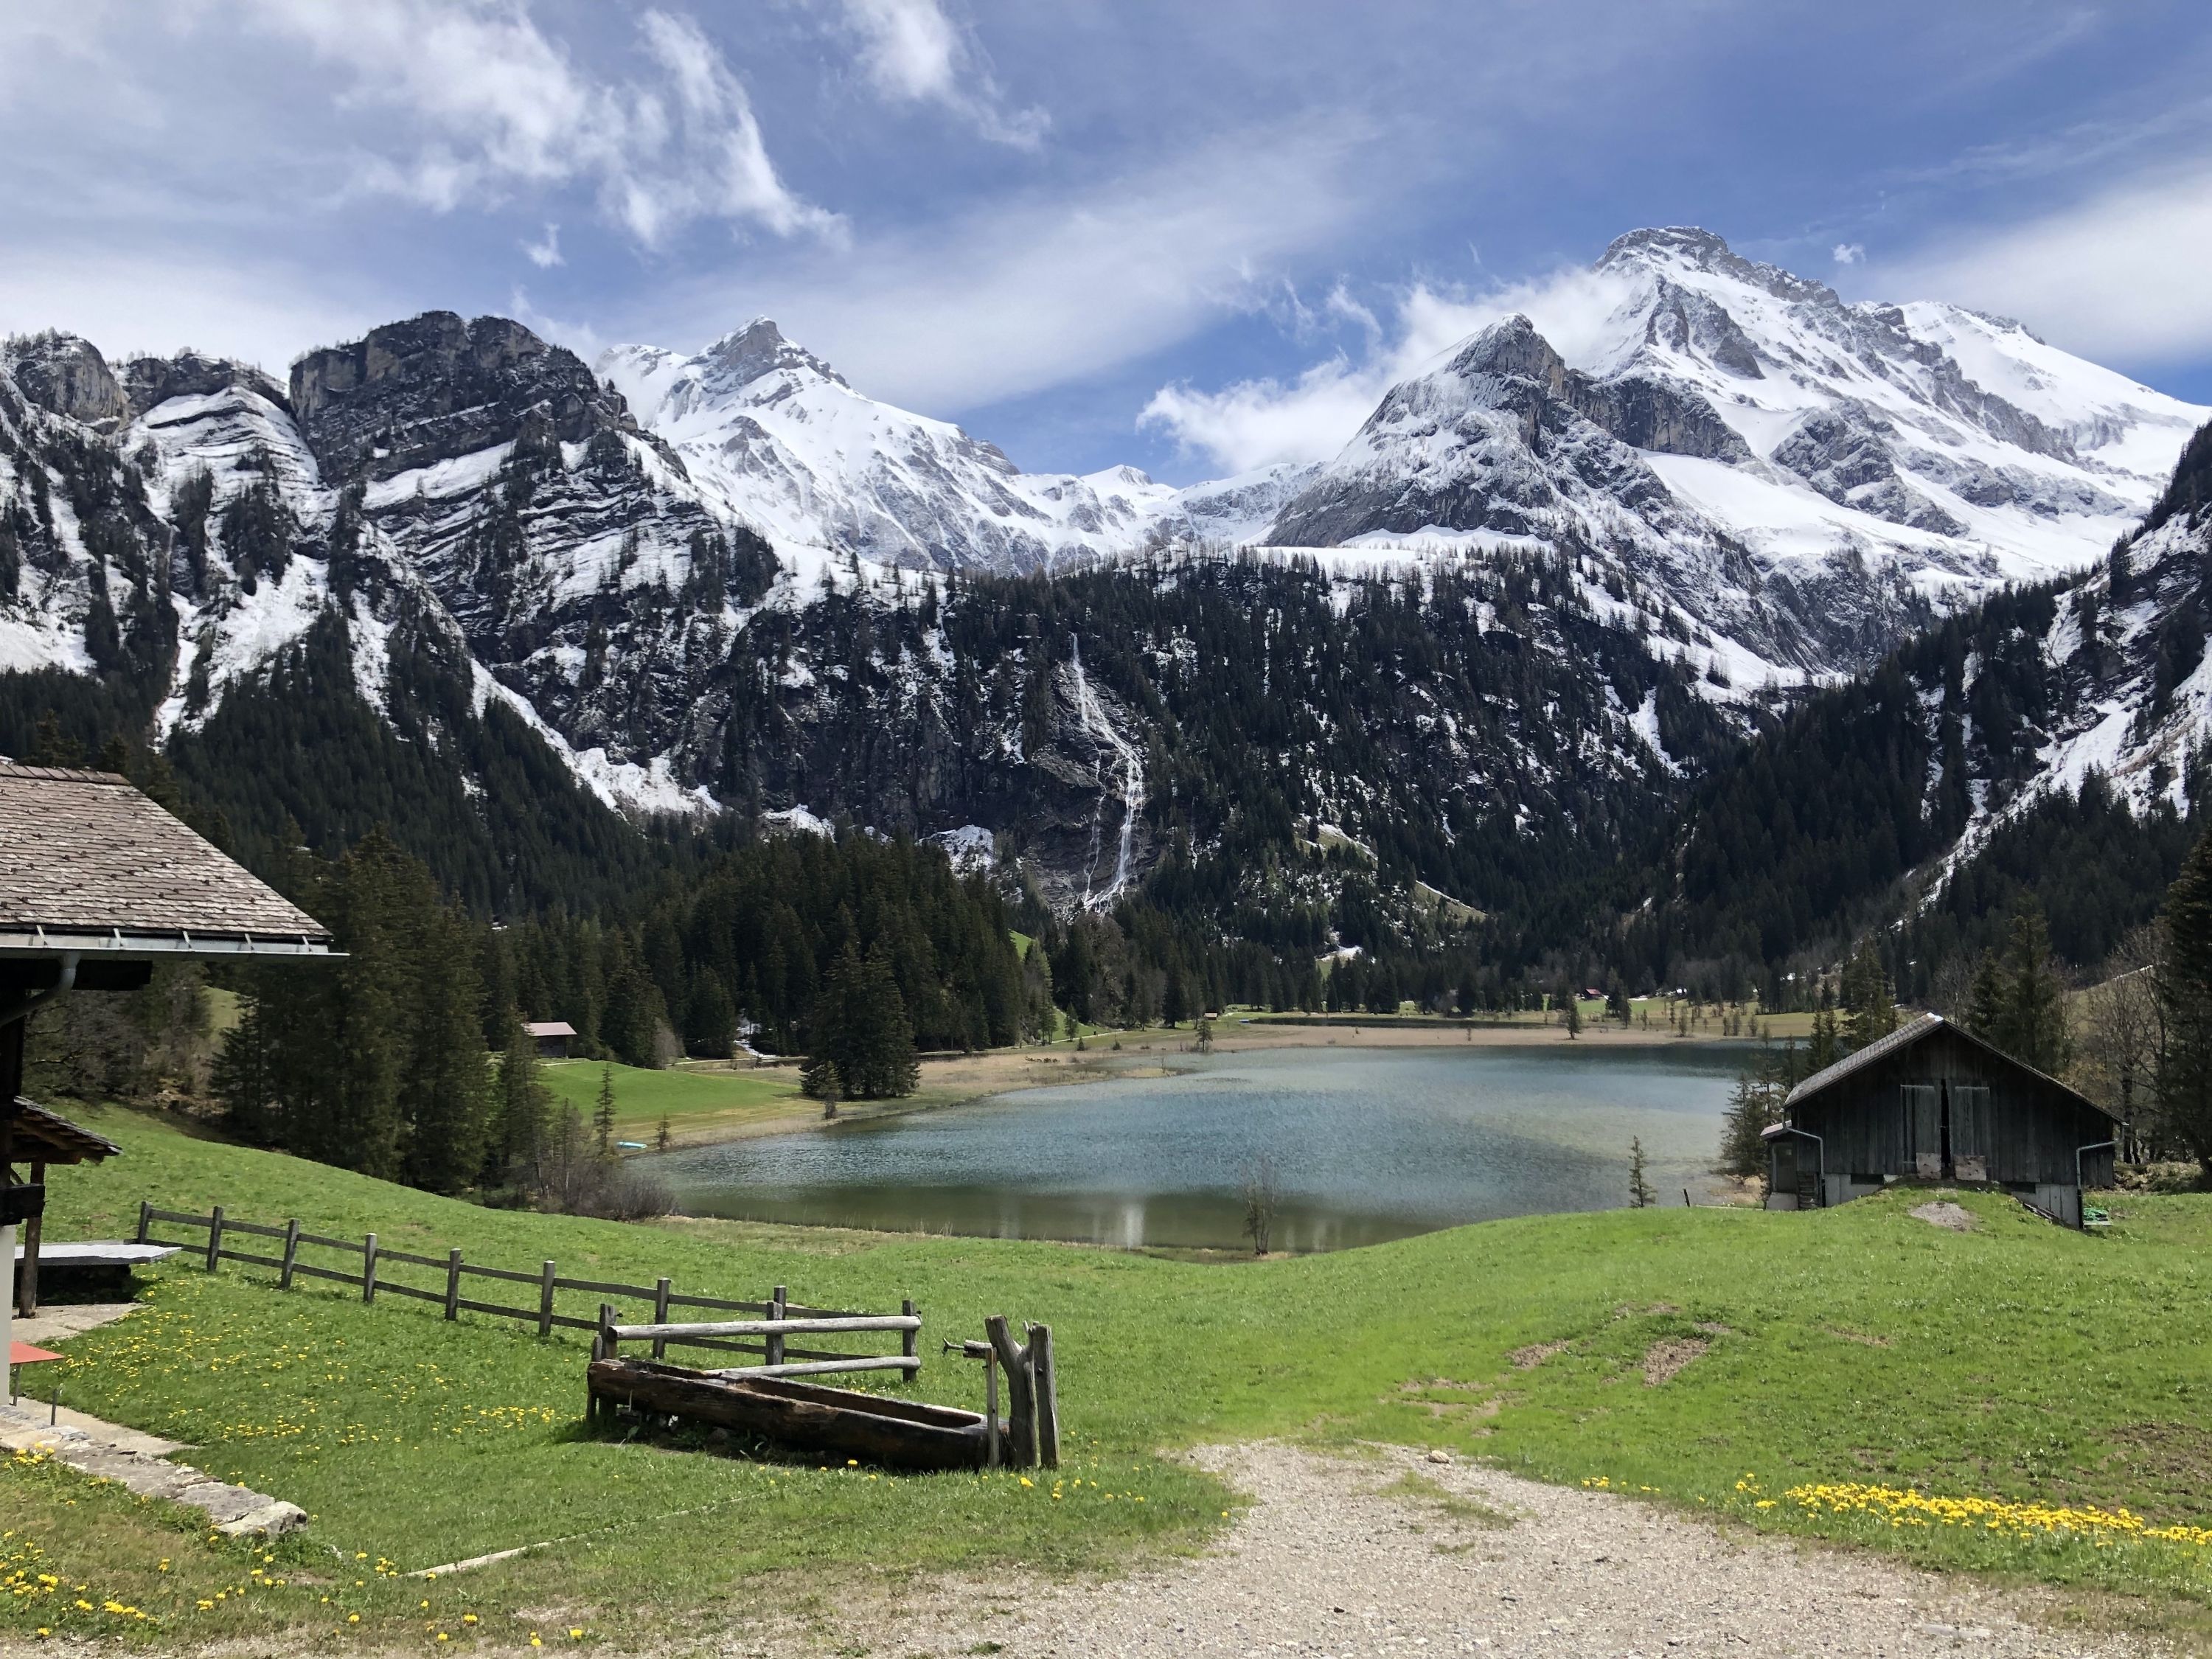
[599,320,1306,571]
[1265,227,2205,678]
[3,227,2208,929]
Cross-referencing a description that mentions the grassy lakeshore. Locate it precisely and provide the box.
[14,1107,2212,1648]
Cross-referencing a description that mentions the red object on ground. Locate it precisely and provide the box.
[8,1341,62,1365]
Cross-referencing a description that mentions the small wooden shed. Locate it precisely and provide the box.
[1764,1012,2118,1226]
[524,1020,576,1059]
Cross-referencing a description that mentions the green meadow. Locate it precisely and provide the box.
[8,1104,2212,1648]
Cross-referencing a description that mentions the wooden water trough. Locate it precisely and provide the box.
[588,1311,1060,1472]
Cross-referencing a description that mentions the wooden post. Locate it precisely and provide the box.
[984,1349,1001,1469]
[135,1200,150,1245]
[362,1232,379,1304]
[901,1298,918,1368]
[594,1304,618,1424]
[278,1217,301,1290]
[444,1248,462,1320]
[766,1284,786,1369]
[204,1206,224,1273]
[15,1162,43,1317]
[1029,1322,1059,1470]
[984,1315,1037,1468]
[538,1260,557,1338]
[653,1277,671,1360]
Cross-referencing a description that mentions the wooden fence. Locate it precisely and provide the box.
[136,1200,919,1377]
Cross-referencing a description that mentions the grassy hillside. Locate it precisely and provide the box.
[10,1105,2212,1648]
[535,1057,800,1138]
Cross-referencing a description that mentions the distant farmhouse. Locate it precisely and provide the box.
[524,1020,576,1060]
[1764,1012,2118,1228]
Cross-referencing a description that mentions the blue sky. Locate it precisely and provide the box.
[4,1,2212,484]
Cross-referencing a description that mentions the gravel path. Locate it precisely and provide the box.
[821,1443,2164,1658]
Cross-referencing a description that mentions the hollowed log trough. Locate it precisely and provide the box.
[588,1357,1004,1471]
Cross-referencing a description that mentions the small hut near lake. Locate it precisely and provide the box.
[1764,1012,2118,1227]
[1,759,334,1339]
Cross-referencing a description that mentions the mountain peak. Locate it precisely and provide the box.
[1599,226,1736,267]
[700,316,847,392]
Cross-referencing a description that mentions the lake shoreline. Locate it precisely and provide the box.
[653,1042,1751,1253]
[657,1017,1757,1151]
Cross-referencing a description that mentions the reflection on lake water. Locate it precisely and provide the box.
[652,1043,1748,1252]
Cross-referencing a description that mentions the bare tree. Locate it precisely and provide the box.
[1242,1155,1281,1256]
[2075,922,2165,1160]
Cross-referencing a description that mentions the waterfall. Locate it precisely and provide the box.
[1066,635,1144,908]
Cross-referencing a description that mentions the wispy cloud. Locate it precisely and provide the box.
[1878,156,2212,362]
[523,223,564,268]
[241,0,841,246]
[1832,242,1864,266]
[636,116,1379,414]
[830,0,1046,149]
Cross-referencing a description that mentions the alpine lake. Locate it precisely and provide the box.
[650,1042,1750,1253]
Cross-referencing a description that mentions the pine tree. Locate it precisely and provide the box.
[655,1115,672,1153]
[1808,1006,1840,1071]
[403,905,492,1194]
[1842,939,1896,1048]
[493,1019,551,1186]
[593,1062,617,1158]
[1628,1138,1656,1208]
[1992,908,2071,1075]
[1564,988,1583,1039]
[2159,825,2212,1178]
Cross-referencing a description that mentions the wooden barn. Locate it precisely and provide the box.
[1,757,334,1358]
[524,1020,576,1060]
[1764,1012,2118,1227]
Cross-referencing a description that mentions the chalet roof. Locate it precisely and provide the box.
[4,1097,122,1165]
[523,1021,576,1038]
[1784,1010,2115,1121]
[0,759,332,956]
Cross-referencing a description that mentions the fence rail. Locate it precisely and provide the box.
[134,1199,920,1376]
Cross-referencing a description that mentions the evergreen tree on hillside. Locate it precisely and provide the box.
[493,1019,551,1183]
[802,942,919,1101]
[403,904,493,1193]
[593,1063,617,1157]
[1966,908,2071,1075]
[1807,1006,1840,1071]
[212,830,494,1190]
[2158,827,2212,1177]
[1840,940,1897,1048]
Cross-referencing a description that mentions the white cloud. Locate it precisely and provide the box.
[1141,263,1639,474]
[1832,242,1864,265]
[524,223,563,268]
[238,0,840,246]
[832,0,1046,148]
[0,246,389,378]
[637,117,1377,415]
[1877,158,2212,362]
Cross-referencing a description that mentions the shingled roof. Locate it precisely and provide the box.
[0,759,333,954]
[4,1097,122,1164]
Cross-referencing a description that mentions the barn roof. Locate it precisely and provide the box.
[4,1097,122,1165]
[0,759,333,957]
[523,1021,576,1038]
[1784,1010,2115,1121]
